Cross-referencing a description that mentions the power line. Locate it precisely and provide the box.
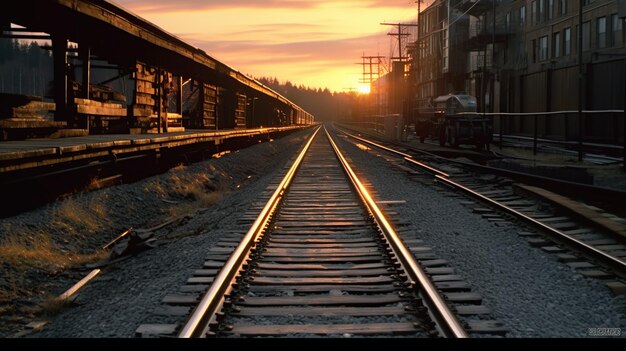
[381,22,418,62]
[356,55,385,85]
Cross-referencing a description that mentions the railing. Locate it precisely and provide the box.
[469,21,509,39]
[459,110,625,159]
[469,51,493,71]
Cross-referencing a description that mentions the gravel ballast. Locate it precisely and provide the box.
[4,125,625,338]
[332,130,626,338]
[0,128,313,338]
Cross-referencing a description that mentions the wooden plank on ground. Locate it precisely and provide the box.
[515,184,626,239]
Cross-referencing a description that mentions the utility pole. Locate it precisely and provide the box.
[491,0,496,113]
[415,1,421,95]
[619,1,626,169]
[577,0,584,161]
[381,23,417,139]
[381,22,418,139]
[380,22,418,62]
[357,55,384,85]
[357,55,384,115]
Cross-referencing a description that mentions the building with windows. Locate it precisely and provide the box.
[411,0,470,111]
[410,0,625,143]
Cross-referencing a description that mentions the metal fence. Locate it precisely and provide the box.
[461,110,625,160]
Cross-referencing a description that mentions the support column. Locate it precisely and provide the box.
[80,46,90,99]
[577,0,584,161]
[177,76,183,116]
[52,36,68,121]
[156,68,161,134]
[196,81,204,128]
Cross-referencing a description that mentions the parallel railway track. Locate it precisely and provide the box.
[337,127,626,283]
[173,126,473,338]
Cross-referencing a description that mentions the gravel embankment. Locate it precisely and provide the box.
[0,128,312,338]
[332,130,626,338]
[6,125,625,338]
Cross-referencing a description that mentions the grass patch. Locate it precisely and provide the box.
[39,296,69,317]
[50,197,108,236]
[143,164,228,217]
[0,230,108,272]
[168,190,225,218]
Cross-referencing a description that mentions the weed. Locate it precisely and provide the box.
[39,296,68,317]
[0,230,108,272]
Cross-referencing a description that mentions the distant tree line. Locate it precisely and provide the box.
[257,77,354,122]
[0,39,53,97]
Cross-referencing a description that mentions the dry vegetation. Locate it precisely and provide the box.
[0,163,227,276]
[0,196,114,330]
[144,163,228,217]
[0,230,101,271]
[38,296,70,317]
[50,196,109,236]
[0,150,252,336]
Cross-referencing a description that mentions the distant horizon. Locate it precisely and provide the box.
[113,0,422,93]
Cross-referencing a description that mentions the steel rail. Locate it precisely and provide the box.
[339,129,449,178]
[335,125,626,206]
[178,126,321,338]
[434,174,626,276]
[343,132,413,158]
[324,127,468,338]
[339,126,626,276]
[403,157,450,178]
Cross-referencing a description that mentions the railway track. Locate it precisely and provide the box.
[337,126,626,289]
[176,126,469,337]
[135,126,513,338]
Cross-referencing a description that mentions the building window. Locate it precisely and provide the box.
[547,0,554,20]
[558,0,566,16]
[505,12,511,31]
[531,1,537,26]
[597,17,606,49]
[610,13,622,46]
[519,5,526,28]
[539,35,548,61]
[553,32,560,58]
[538,0,545,23]
[532,39,537,63]
[582,21,590,51]
[563,27,571,55]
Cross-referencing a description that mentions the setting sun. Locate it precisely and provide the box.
[113,0,417,92]
[357,84,371,94]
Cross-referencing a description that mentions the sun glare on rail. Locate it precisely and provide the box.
[357,84,371,94]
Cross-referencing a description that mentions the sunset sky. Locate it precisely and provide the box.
[114,0,423,93]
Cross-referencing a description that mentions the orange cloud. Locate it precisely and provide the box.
[115,0,414,12]
[114,0,418,92]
